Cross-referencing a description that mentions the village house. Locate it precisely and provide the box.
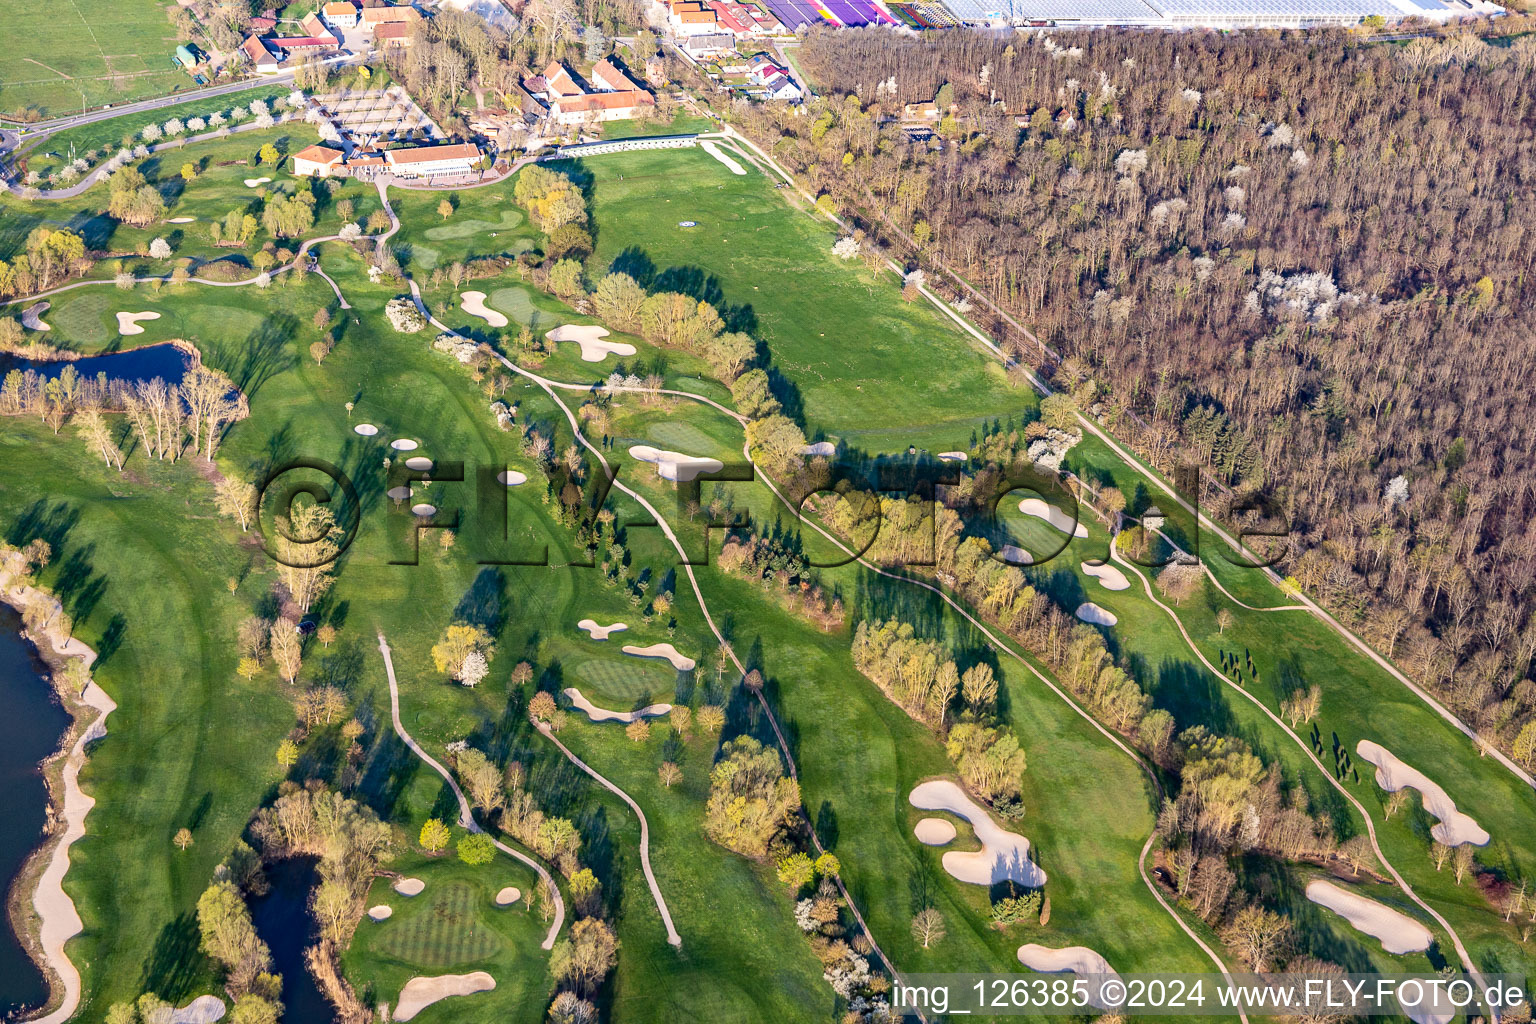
[373,21,416,47]
[645,55,667,86]
[549,90,656,124]
[590,57,639,92]
[705,0,779,34]
[666,0,720,34]
[680,32,735,58]
[322,1,360,28]
[537,60,656,125]
[542,60,587,98]
[362,4,422,32]
[240,35,282,73]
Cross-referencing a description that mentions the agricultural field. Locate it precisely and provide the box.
[0,0,187,119]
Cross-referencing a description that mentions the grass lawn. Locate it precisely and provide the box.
[14,90,292,180]
[981,486,1536,984]
[553,146,1032,451]
[0,0,188,118]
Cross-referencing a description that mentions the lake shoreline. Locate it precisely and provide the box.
[0,554,113,1024]
[0,604,73,1021]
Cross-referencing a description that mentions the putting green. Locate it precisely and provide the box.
[424,209,525,241]
[48,290,112,346]
[410,243,442,270]
[486,287,540,327]
[570,656,674,704]
[645,420,716,453]
[374,881,504,968]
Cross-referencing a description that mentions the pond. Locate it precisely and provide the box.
[250,857,338,1024]
[0,604,72,1019]
[0,343,193,389]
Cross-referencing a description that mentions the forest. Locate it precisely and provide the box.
[726,24,1536,764]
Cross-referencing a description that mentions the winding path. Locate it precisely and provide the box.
[535,722,681,947]
[1107,542,1497,1012]
[374,632,565,949]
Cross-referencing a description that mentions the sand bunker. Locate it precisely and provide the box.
[997,544,1033,565]
[546,323,637,362]
[411,504,437,517]
[577,619,628,640]
[387,486,412,501]
[166,217,196,224]
[1305,880,1432,954]
[908,779,1046,888]
[800,441,836,456]
[394,877,425,896]
[1082,561,1130,591]
[700,139,747,175]
[243,177,271,187]
[914,817,957,846]
[1399,988,1458,1024]
[148,995,227,1024]
[498,470,527,486]
[1017,945,1122,1010]
[629,444,724,483]
[393,972,495,1022]
[937,451,968,461]
[22,302,50,330]
[1076,602,1118,627]
[1019,497,1088,538]
[1356,741,1489,847]
[622,643,696,671]
[460,291,508,327]
[495,886,522,906]
[404,456,433,471]
[354,423,379,436]
[367,905,394,922]
[564,687,672,723]
[116,311,161,335]
[391,438,419,451]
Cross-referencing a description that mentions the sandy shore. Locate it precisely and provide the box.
[1,555,115,1024]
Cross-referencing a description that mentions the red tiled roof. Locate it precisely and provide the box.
[554,90,655,113]
[707,1,753,32]
[293,144,345,164]
[248,15,277,30]
[362,4,421,25]
[271,36,335,48]
[241,36,275,62]
[591,58,633,90]
[374,21,414,38]
[323,1,357,14]
[385,143,480,164]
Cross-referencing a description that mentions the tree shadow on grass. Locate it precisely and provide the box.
[1145,656,1237,737]
[609,246,654,288]
[356,727,420,820]
[220,313,298,401]
[138,911,203,1004]
[454,567,507,634]
[4,499,81,553]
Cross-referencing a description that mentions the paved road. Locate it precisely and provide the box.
[2,53,361,148]
[10,114,301,200]
[375,633,566,949]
